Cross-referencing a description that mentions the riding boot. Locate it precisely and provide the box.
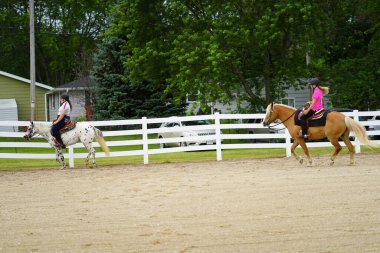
[51,120,66,148]
[301,124,309,138]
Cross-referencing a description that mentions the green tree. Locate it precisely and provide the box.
[0,0,116,85]
[92,36,185,120]
[261,0,380,110]
[115,0,314,112]
[317,0,380,109]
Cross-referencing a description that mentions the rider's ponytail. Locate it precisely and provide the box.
[320,86,329,95]
[68,99,73,110]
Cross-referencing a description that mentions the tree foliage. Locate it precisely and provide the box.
[0,0,116,85]
[113,0,316,112]
[1,0,379,113]
[108,0,380,111]
[91,36,186,120]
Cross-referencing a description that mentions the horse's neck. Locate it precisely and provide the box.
[35,123,52,139]
[276,105,296,127]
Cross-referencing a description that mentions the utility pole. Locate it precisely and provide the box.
[29,0,36,121]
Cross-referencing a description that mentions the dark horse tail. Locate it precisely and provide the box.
[94,127,110,156]
[345,117,378,148]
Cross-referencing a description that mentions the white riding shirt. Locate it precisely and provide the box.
[58,101,71,117]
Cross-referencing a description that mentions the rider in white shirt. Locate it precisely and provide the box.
[51,94,72,148]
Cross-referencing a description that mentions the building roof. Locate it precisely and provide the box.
[0,99,17,109]
[52,76,95,92]
[0,70,54,90]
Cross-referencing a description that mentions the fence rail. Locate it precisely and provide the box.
[0,110,379,168]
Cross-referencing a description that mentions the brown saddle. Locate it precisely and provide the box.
[59,120,77,134]
[309,108,326,121]
[300,102,326,121]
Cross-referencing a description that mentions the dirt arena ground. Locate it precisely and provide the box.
[0,153,380,253]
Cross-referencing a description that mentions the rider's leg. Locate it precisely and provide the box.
[51,120,66,147]
[300,110,315,138]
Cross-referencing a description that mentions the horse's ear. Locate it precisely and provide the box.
[271,102,274,109]
[30,121,34,126]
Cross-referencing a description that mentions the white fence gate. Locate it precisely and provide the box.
[0,111,379,168]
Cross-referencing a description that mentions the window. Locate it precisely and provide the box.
[51,94,56,109]
[281,98,295,107]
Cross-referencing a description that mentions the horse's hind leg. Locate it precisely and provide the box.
[83,142,96,168]
[341,130,355,165]
[329,138,343,166]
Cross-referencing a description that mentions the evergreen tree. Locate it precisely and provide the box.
[91,36,185,120]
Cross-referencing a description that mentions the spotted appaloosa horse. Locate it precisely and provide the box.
[24,122,110,169]
[263,103,377,166]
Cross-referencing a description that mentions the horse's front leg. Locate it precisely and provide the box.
[291,139,303,164]
[298,139,312,166]
[55,147,67,169]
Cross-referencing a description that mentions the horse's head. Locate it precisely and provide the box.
[23,121,37,140]
[263,102,278,126]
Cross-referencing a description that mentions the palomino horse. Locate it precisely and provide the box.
[263,103,377,166]
[24,122,110,169]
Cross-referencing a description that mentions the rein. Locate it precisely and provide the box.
[267,106,301,131]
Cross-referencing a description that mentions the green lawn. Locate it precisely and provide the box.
[0,145,378,171]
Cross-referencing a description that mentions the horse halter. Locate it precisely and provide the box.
[24,122,37,140]
[264,103,276,126]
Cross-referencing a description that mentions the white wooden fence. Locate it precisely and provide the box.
[0,110,379,168]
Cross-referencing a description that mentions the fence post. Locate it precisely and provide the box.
[215,112,222,161]
[68,146,74,168]
[285,128,291,157]
[142,117,149,164]
[353,110,361,153]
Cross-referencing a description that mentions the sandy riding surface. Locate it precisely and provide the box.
[0,154,380,253]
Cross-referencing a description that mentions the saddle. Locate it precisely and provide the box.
[294,108,331,127]
[59,120,77,134]
[309,108,326,121]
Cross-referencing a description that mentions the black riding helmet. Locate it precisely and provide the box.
[61,94,69,101]
[308,78,320,86]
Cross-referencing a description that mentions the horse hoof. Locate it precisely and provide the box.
[299,158,304,165]
[330,161,334,166]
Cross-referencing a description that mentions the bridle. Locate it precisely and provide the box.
[24,123,39,140]
[266,104,299,131]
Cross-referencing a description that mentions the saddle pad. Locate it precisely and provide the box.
[60,121,77,134]
[294,109,330,127]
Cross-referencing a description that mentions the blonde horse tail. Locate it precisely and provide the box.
[345,117,378,148]
[94,127,110,157]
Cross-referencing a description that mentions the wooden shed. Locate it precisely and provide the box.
[0,71,54,121]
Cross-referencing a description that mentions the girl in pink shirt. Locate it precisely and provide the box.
[300,78,329,139]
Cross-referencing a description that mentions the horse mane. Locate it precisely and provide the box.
[34,122,52,134]
[274,103,296,111]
